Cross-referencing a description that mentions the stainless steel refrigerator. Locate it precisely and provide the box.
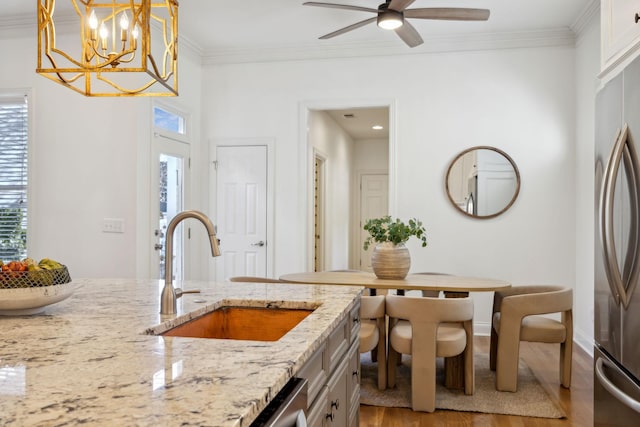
[595,55,640,426]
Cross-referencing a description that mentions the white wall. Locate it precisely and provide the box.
[575,14,601,352]
[202,44,582,336]
[0,33,205,280]
[354,139,389,171]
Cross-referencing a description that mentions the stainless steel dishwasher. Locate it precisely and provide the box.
[250,377,308,427]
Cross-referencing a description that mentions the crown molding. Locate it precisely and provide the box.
[201,28,578,66]
[0,13,38,39]
[571,0,600,38]
[0,11,204,62]
[0,12,581,66]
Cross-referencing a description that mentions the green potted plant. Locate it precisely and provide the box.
[363,216,428,279]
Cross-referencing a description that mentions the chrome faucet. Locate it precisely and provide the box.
[160,210,221,315]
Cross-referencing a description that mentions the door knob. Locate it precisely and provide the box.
[251,241,265,247]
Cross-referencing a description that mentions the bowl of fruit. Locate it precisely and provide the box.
[0,258,73,315]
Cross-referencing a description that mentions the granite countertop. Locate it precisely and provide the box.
[0,278,363,426]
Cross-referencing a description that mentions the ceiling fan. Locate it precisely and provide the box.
[304,0,490,48]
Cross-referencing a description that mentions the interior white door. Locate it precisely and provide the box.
[215,145,267,280]
[359,174,389,271]
[150,136,190,280]
[314,155,326,272]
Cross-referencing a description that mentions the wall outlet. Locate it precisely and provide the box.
[102,218,125,233]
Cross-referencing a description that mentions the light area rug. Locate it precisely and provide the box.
[359,353,566,419]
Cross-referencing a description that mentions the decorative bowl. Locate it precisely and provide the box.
[0,266,73,315]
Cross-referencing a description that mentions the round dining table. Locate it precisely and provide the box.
[279,270,511,390]
[279,271,511,296]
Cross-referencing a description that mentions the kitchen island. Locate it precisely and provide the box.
[0,278,363,426]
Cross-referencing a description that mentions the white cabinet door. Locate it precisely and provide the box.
[325,357,348,426]
[602,0,640,75]
[347,341,360,427]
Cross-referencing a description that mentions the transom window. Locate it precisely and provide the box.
[153,105,186,136]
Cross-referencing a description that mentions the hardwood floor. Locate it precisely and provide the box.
[359,336,593,426]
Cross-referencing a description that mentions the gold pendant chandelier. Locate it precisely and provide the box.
[37,0,178,97]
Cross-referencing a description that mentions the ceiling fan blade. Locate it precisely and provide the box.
[303,2,378,14]
[405,8,490,21]
[388,0,415,12]
[394,21,423,48]
[319,17,377,39]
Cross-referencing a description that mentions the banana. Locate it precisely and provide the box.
[38,258,63,270]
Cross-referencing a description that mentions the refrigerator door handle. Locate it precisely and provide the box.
[596,357,640,414]
[622,139,640,301]
[600,124,640,308]
[601,127,625,305]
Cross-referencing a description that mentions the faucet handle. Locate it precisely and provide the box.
[175,288,201,298]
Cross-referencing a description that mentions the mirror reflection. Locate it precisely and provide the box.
[446,146,520,219]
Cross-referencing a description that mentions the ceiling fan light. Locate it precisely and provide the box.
[377,10,403,30]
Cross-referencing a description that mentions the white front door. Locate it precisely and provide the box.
[359,173,389,271]
[150,136,190,280]
[215,145,268,280]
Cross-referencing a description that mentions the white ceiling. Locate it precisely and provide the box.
[326,107,390,140]
[1,0,595,139]
[4,1,594,55]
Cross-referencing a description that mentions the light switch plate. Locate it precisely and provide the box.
[102,218,125,233]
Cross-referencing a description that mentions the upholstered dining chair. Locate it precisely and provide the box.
[228,276,283,283]
[386,294,474,412]
[359,295,387,390]
[414,272,453,298]
[489,285,573,392]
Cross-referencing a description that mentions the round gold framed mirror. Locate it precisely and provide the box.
[445,146,520,219]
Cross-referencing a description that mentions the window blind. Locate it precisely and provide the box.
[0,95,28,262]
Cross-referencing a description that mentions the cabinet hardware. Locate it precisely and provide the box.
[331,398,339,410]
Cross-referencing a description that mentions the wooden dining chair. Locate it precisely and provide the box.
[490,285,573,392]
[386,294,474,412]
[359,295,387,390]
[228,276,283,283]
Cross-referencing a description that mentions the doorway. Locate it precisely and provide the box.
[212,142,272,280]
[149,103,191,280]
[150,136,190,280]
[303,103,392,271]
[314,153,326,272]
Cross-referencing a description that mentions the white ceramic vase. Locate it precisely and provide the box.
[371,242,410,280]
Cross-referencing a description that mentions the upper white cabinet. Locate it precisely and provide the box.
[601,0,640,76]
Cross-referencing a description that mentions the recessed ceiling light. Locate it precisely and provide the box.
[372,125,384,130]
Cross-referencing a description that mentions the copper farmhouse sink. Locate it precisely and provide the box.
[147,301,316,341]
